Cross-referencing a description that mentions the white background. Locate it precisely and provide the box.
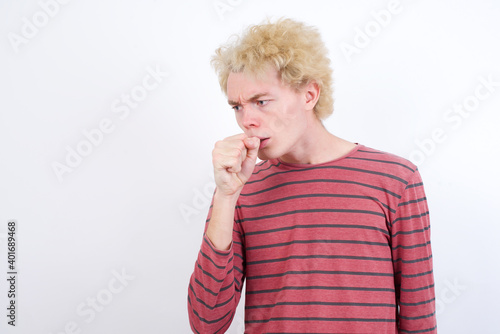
[1,0,499,333]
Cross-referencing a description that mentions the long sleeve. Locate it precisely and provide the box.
[187,193,246,333]
[390,169,437,333]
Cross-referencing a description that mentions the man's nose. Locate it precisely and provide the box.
[240,107,261,128]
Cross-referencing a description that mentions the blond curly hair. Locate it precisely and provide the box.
[211,17,334,120]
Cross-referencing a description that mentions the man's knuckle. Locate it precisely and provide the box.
[233,148,242,157]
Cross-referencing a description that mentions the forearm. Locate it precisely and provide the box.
[205,189,240,251]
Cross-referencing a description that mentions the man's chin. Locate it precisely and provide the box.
[257,151,267,161]
[257,149,277,161]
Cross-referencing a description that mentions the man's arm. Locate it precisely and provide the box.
[187,134,260,332]
[391,169,437,333]
[187,191,246,333]
[205,191,240,251]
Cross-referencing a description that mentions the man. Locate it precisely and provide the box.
[188,17,437,333]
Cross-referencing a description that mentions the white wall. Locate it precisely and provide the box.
[1,0,499,333]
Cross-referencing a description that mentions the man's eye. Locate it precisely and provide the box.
[257,100,269,106]
[232,105,242,111]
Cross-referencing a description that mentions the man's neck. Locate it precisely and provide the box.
[279,117,357,165]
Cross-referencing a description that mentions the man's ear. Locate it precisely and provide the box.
[303,80,320,112]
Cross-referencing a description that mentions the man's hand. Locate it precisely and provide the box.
[212,133,260,198]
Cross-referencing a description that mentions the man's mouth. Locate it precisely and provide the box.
[259,138,270,149]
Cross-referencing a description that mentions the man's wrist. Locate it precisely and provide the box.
[213,187,240,207]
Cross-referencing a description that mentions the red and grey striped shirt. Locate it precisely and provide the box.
[188,144,437,333]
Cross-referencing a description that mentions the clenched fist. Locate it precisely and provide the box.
[212,133,260,197]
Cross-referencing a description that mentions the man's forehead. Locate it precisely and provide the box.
[226,69,282,102]
[227,92,272,106]
[227,70,275,85]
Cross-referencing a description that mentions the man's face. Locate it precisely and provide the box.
[226,68,309,161]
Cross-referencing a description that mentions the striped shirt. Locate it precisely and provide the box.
[188,144,437,333]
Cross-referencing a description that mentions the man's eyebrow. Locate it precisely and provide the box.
[228,93,270,106]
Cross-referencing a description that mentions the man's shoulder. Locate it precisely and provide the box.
[355,144,416,167]
[353,144,418,181]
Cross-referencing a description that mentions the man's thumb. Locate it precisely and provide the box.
[240,137,260,178]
